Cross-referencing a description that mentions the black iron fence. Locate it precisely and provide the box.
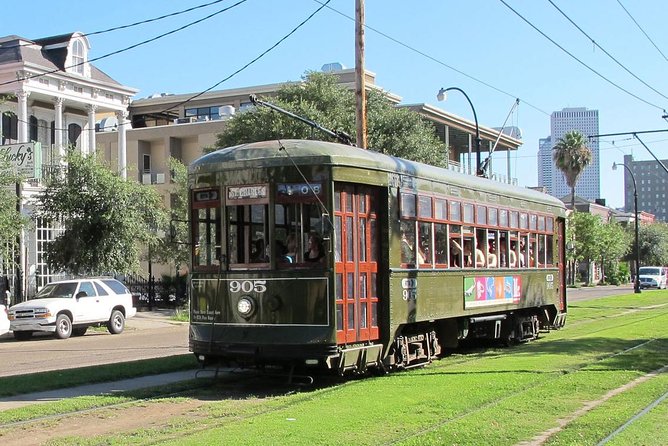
[122,274,187,309]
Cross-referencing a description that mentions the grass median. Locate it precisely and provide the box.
[0,354,198,397]
[2,291,668,445]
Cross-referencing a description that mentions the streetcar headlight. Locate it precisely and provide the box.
[237,297,254,317]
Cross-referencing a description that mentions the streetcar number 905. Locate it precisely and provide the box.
[229,280,267,293]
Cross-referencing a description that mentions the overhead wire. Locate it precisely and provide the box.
[0,0,248,88]
[498,0,664,111]
[2,0,249,132]
[83,0,230,37]
[312,0,550,117]
[157,0,332,116]
[547,0,668,102]
[615,0,668,63]
[4,0,331,132]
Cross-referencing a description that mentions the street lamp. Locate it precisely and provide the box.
[437,87,483,176]
[613,162,641,294]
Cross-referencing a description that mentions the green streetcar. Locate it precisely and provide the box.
[188,139,567,375]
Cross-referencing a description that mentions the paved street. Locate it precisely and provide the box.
[0,310,189,378]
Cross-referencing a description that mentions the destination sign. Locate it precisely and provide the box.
[227,185,267,200]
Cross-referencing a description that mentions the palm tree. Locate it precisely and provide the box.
[553,130,592,210]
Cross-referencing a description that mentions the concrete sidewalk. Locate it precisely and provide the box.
[0,368,216,411]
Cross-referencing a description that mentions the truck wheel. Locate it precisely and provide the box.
[107,310,125,334]
[72,327,88,337]
[13,331,33,341]
[55,314,72,339]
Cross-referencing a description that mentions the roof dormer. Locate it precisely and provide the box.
[67,32,90,77]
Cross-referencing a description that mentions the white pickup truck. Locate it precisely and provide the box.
[8,278,137,340]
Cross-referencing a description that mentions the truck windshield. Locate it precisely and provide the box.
[34,283,77,299]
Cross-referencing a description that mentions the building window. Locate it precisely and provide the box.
[68,123,82,147]
[72,40,85,75]
[143,154,151,173]
[1,112,18,143]
[185,106,220,121]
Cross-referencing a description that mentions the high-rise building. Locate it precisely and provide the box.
[538,107,600,200]
[622,154,668,222]
[537,136,553,194]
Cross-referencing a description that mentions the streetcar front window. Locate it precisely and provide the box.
[227,204,269,266]
[274,197,326,267]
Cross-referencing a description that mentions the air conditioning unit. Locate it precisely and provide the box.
[173,117,197,124]
[155,173,165,184]
[142,173,152,184]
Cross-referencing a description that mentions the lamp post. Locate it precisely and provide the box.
[437,87,483,176]
[613,162,641,294]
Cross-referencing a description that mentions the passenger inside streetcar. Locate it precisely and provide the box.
[304,232,325,263]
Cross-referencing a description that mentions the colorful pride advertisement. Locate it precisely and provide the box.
[463,275,521,308]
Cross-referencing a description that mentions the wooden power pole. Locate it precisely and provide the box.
[355,0,367,149]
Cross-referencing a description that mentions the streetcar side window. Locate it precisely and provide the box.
[400,220,417,265]
[191,188,222,270]
[193,207,222,268]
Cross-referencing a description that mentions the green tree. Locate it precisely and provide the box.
[0,158,26,270]
[636,222,668,266]
[216,71,447,166]
[598,219,631,284]
[553,130,592,209]
[570,211,604,284]
[150,157,189,272]
[35,150,167,275]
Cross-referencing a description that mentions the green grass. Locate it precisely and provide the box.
[0,354,198,397]
[5,291,668,445]
[170,307,190,322]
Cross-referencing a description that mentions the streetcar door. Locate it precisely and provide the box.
[334,184,380,344]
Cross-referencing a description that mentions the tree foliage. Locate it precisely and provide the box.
[553,130,592,208]
[35,151,167,275]
[216,71,447,167]
[636,222,668,267]
[150,157,190,271]
[568,211,631,284]
[0,161,26,267]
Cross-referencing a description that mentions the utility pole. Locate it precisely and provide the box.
[355,0,367,149]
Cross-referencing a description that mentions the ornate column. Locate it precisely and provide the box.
[53,97,64,158]
[116,110,128,179]
[86,104,97,156]
[16,91,30,142]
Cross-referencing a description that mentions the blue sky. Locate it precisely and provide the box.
[5,0,668,209]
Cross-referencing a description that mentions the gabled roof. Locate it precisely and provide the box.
[0,32,123,86]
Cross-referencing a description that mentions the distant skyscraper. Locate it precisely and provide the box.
[537,136,553,194]
[623,154,668,222]
[538,107,600,200]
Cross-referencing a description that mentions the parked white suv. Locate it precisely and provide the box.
[8,278,137,340]
[0,304,9,336]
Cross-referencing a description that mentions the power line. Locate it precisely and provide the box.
[0,0,248,88]
[158,0,332,115]
[547,0,668,102]
[616,0,668,63]
[498,0,665,111]
[84,0,230,36]
[312,0,550,117]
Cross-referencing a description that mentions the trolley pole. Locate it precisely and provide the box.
[355,0,367,149]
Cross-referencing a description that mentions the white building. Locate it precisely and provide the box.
[538,107,600,200]
[0,32,137,299]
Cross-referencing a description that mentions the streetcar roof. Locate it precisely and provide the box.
[190,139,565,211]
